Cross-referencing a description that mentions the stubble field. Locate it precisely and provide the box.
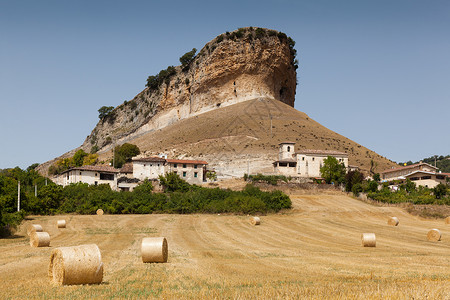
[1,190,449,299]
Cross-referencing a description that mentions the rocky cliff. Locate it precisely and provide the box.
[84,27,297,154]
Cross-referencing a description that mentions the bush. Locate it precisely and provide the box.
[246,174,289,185]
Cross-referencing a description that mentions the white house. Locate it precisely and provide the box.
[273,142,348,178]
[132,157,208,185]
[56,165,119,189]
[381,162,447,188]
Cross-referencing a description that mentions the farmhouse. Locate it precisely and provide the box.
[55,157,208,191]
[273,142,349,178]
[381,162,447,188]
[133,157,208,185]
[55,165,119,189]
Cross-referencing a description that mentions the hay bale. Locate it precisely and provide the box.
[96,209,104,215]
[30,231,50,247]
[57,220,66,228]
[361,233,376,247]
[250,216,261,225]
[387,217,399,226]
[141,237,168,263]
[427,229,442,241]
[48,244,103,285]
[27,224,43,236]
[445,216,450,224]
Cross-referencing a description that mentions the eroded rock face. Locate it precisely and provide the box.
[82,28,297,153]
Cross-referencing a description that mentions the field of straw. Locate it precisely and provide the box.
[1,190,449,299]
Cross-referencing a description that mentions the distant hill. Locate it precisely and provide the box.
[400,155,450,173]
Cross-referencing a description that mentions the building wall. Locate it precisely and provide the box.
[61,170,117,189]
[382,165,437,180]
[274,162,297,176]
[279,144,295,161]
[406,173,446,188]
[296,154,348,177]
[166,163,204,185]
[133,161,165,181]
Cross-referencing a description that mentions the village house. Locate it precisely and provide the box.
[55,165,119,189]
[132,157,208,185]
[273,142,349,178]
[381,162,447,188]
[55,157,208,191]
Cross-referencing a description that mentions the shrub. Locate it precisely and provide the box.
[179,48,197,67]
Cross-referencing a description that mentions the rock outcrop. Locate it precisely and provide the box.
[83,27,297,154]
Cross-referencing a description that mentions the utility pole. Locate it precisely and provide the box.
[17,181,20,212]
[112,139,115,168]
[35,184,37,197]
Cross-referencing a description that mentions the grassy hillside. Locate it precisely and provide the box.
[97,98,397,174]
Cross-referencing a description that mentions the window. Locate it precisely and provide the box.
[79,172,82,175]
[194,172,198,178]
[436,175,445,180]
[421,176,431,180]
[312,157,315,161]
[100,173,114,181]
[157,164,160,167]
[183,164,187,168]
[174,171,177,174]
[302,157,305,161]
[95,173,98,176]
[287,146,290,152]
[144,164,146,167]
[183,172,187,177]
[94,181,98,185]
[194,165,198,169]
[174,164,177,168]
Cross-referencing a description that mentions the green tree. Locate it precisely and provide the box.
[158,172,191,193]
[72,149,88,167]
[112,143,140,168]
[179,48,197,67]
[206,171,217,182]
[320,156,346,184]
[433,183,447,199]
[98,106,114,119]
[345,170,364,192]
[372,173,381,182]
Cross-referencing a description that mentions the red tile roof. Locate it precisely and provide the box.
[120,163,133,173]
[132,157,166,162]
[166,159,208,165]
[381,162,438,174]
[63,165,119,173]
[296,149,348,156]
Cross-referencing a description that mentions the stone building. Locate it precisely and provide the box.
[273,142,348,178]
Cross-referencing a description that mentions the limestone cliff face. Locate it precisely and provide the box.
[82,27,297,153]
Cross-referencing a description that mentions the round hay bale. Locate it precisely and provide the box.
[387,217,399,226]
[96,209,104,215]
[427,229,441,241]
[250,216,261,225]
[48,244,103,285]
[141,237,168,263]
[445,216,450,224]
[30,231,50,247]
[27,224,43,236]
[361,233,376,247]
[57,220,66,228]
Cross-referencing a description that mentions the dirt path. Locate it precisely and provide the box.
[1,192,449,299]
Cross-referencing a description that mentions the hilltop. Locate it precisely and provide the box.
[38,27,397,176]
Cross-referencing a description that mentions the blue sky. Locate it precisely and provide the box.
[1,0,449,169]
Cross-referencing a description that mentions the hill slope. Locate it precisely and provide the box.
[95,97,396,176]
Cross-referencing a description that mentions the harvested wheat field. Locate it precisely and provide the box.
[1,190,449,299]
